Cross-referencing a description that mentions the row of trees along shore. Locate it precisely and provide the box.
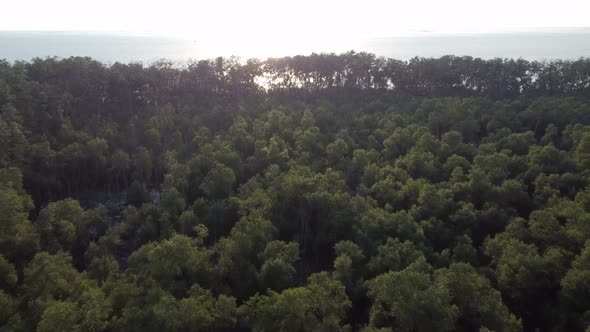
[10,52,590,101]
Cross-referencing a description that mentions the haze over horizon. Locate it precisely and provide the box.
[1,0,589,62]
[2,0,589,40]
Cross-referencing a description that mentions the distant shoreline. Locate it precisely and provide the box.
[1,29,589,63]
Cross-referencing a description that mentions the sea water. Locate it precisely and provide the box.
[1,29,589,63]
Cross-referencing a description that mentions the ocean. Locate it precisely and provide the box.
[1,29,589,64]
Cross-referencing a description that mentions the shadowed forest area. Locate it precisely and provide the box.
[1,52,590,331]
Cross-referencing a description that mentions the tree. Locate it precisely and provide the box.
[215,215,277,298]
[333,240,366,288]
[240,272,351,331]
[126,180,150,207]
[366,265,459,331]
[35,287,111,332]
[367,237,424,275]
[0,290,18,328]
[87,254,119,285]
[77,205,112,254]
[435,263,522,331]
[484,234,565,328]
[36,199,84,254]
[132,147,152,182]
[127,233,212,295]
[326,138,349,167]
[0,254,17,291]
[77,288,112,332]
[139,283,238,331]
[355,208,425,254]
[111,149,130,189]
[575,132,590,171]
[0,168,38,265]
[23,251,84,324]
[561,241,590,329]
[199,163,236,199]
[37,301,80,332]
[258,240,300,291]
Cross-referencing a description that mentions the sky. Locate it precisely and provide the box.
[2,0,589,40]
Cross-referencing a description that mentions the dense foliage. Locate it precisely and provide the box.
[1,52,590,331]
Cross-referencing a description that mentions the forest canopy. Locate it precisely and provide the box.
[0,52,590,331]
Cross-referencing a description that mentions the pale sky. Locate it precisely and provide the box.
[2,0,589,39]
